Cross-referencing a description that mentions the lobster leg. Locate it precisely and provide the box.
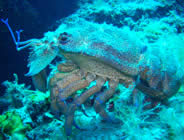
[57,61,77,72]
[64,76,105,136]
[49,63,80,88]
[50,70,84,115]
[57,78,90,114]
[94,79,119,123]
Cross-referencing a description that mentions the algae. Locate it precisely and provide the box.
[0,111,31,139]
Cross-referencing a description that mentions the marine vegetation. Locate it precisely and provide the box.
[0,111,31,139]
[1,15,184,139]
[1,75,184,139]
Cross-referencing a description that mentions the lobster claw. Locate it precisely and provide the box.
[25,45,58,76]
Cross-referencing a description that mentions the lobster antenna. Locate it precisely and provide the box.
[1,18,39,51]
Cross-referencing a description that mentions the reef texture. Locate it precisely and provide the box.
[1,0,184,140]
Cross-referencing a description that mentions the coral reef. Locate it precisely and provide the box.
[77,0,184,43]
[1,74,51,139]
[1,75,184,139]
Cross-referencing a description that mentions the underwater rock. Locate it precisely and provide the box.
[11,93,24,108]
[26,119,64,140]
[27,92,50,124]
[76,0,184,43]
[78,0,177,26]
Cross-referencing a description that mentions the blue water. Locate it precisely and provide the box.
[0,0,78,94]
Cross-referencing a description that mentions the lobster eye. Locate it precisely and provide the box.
[58,32,70,44]
[63,32,68,35]
[61,36,67,41]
